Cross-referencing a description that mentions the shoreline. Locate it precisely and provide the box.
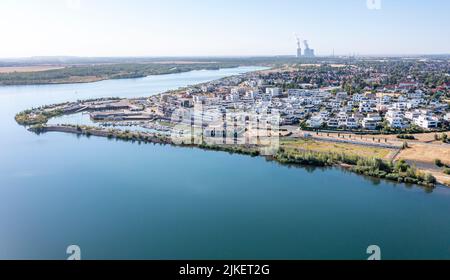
[0,65,260,87]
[28,124,443,190]
[12,64,448,189]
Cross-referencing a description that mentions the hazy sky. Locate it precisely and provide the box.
[0,0,449,57]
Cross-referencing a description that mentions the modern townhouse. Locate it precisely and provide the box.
[406,99,422,109]
[398,81,419,91]
[444,112,450,122]
[414,115,439,129]
[307,115,325,128]
[327,118,339,128]
[345,117,359,129]
[386,110,408,129]
[361,117,379,130]
[352,93,366,103]
[398,95,408,102]
[430,102,449,113]
[359,102,373,113]
[266,87,282,97]
[407,90,424,99]
[390,102,408,111]
[405,110,421,121]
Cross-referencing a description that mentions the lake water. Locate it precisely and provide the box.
[0,67,449,260]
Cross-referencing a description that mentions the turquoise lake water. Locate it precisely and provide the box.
[0,66,449,260]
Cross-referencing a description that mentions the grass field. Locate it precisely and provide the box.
[398,143,450,166]
[383,131,450,143]
[280,138,393,159]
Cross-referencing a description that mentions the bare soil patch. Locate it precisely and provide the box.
[0,66,65,73]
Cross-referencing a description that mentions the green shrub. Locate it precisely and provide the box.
[424,173,437,184]
[435,159,444,167]
[397,134,416,140]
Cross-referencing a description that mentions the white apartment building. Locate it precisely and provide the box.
[193,95,206,104]
[405,110,421,120]
[385,110,404,121]
[414,115,438,129]
[408,90,424,99]
[444,113,450,122]
[407,99,422,109]
[359,102,373,113]
[352,93,366,102]
[378,95,392,104]
[387,117,408,129]
[346,118,359,129]
[362,117,379,130]
[266,87,281,97]
[327,118,339,128]
[390,102,408,111]
[307,116,324,128]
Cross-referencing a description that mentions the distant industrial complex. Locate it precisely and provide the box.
[295,35,315,58]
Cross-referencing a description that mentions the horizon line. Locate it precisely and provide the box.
[1,53,450,61]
